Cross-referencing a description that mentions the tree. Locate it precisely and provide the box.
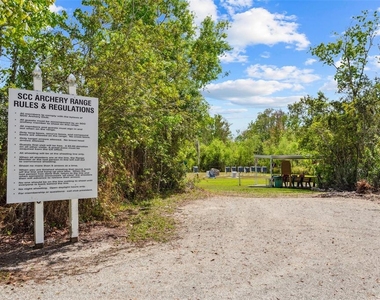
[70,0,231,199]
[200,139,230,170]
[200,114,232,144]
[0,0,231,229]
[307,10,380,188]
[0,0,67,89]
[0,0,67,204]
[288,93,359,187]
[238,109,287,154]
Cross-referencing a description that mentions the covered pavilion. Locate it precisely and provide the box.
[253,154,315,187]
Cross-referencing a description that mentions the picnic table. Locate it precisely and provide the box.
[290,175,316,188]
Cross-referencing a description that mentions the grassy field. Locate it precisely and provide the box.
[191,172,318,197]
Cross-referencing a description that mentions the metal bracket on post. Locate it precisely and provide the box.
[33,65,44,248]
[67,74,79,243]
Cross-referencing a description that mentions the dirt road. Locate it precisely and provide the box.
[2,196,380,299]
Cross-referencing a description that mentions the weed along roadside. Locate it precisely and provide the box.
[123,197,180,243]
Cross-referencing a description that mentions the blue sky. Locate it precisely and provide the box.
[52,0,380,135]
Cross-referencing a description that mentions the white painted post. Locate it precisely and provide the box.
[270,157,273,187]
[67,74,79,243]
[254,158,257,186]
[69,198,79,242]
[32,65,44,248]
[33,65,42,91]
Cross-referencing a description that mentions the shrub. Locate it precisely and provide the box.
[356,179,372,194]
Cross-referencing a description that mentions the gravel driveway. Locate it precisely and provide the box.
[2,196,380,299]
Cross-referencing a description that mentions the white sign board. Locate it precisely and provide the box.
[7,88,98,204]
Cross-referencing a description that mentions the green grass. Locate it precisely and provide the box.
[0,270,11,284]
[120,195,193,244]
[192,172,318,197]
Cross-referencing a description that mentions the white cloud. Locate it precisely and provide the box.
[188,0,218,25]
[203,72,311,108]
[335,58,343,68]
[369,55,380,69]
[187,4,309,63]
[246,64,320,83]
[220,49,249,63]
[49,3,64,13]
[223,0,253,8]
[204,78,295,100]
[210,106,248,114]
[261,51,270,58]
[333,55,380,72]
[227,8,310,50]
[221,0,253,15]
[320,76,337,92]
[305,58,317,66]
[291,83,305,92]
[211,94,302,107]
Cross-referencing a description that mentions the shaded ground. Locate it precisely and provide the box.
[1,193,380,299]
[0,210,140,284]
